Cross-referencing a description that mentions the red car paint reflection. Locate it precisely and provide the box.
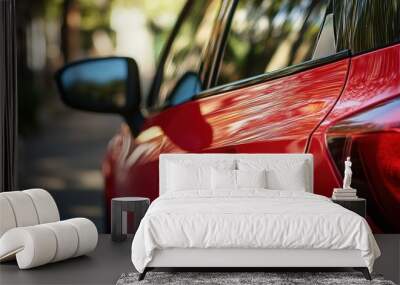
[104,43,400,233]
[308,44,400,233]
[327,98,400,232]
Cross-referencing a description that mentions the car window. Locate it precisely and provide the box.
[154,0,221,108]
[334,0,400,54]
[217,0,330,86]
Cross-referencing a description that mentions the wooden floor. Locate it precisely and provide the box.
[0,234,399,284]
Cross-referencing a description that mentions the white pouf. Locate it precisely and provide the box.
[0,219,98,269]
[0,189,98,269]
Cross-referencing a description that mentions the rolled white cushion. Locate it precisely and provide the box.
[65,218,98,257]
[42,221,79,262]
[23,189,60,223]
[0,226,57,269]
[1,191,39,227]
[0,196,17,237]
[0,218,98,269]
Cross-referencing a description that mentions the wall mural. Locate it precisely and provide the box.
[50,1,400,234]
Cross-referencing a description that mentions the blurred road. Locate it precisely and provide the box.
[19,108,121,233]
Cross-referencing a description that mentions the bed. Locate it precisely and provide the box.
[131,154,380,280]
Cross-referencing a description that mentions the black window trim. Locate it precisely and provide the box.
[350,39,400,57]
[196,49,350,99]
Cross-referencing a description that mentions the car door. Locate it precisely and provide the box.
[157,0,349,155]
[104,0,227,206]
[152,0,351,196]
[106,0,350,204]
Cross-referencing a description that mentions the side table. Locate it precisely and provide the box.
[331,198,366,218]
[111,197,150,242]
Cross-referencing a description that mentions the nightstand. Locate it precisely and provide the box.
[111,197,150,242]
[331,198,366,218]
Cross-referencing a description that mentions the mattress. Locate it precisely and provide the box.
[131,190,380,273]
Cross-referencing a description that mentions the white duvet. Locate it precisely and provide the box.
[131,190,380,273]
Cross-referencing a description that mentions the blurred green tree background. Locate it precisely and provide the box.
[17,0,184,135]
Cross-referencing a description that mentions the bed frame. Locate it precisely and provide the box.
[139,248,370,280]
[139,154,372,281]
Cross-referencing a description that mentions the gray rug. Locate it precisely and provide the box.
[116,272,396,285]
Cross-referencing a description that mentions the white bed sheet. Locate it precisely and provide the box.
[131,190,380,273]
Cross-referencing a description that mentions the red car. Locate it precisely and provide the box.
[56,0,400,233]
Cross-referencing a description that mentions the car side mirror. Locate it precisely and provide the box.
[168,72,201,106]
[55,57,143,134]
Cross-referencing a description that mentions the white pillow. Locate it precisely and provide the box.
[236,169,267,188]
[266,166,307,191]
[167,163,210,191]
[238,159,308,191]
[211,169,267,190]
[166,160,235,192]
[211,169,236,190]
